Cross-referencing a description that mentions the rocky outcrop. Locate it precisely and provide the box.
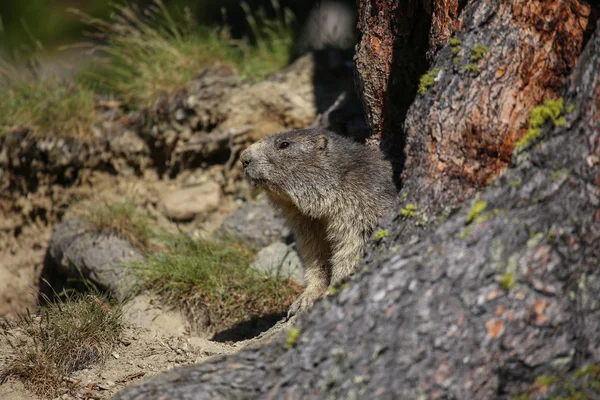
[112,14,600,400]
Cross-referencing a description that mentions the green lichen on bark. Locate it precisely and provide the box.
[515,98,566,150]
[470,44,488,61]
[497,271,515,290]
[418,68,440,95]
[466,199,487,224]
[462,63,480,72]
[285,328,301,349]
[374,228,389,240]
[400,204,418,218]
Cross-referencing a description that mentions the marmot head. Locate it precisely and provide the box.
[240,128,335,196]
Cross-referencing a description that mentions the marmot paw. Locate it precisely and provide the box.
[286,294,317,320]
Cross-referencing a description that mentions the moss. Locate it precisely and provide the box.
[497,271,515,290]
[511,394,531,400]
[449,38,461,46]
[566,104,576,113]
[459,226,473,239]
[402,192,408,199]
[327,287,338,295]
[535,375,559,386]
[509,178,522,187]
[470,44,489,61]
[451,45,462,55]
[574,364,598,379]
[374,228,389,240]
[590,380,600,392]
[466,199,487,224]
[462,63,480,72]
[553,169,569,182]
[438,207,452,221]
[340,283,350,290]
[547,229,556,241]
[453,57,461,64]
[285,328,301,349]
[400,204,418,218]
[418,68,440,95]
[515,98,565,150]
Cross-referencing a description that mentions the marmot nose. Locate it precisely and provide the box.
[240,151,251,169]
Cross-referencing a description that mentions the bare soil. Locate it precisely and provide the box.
[0,163,289,399]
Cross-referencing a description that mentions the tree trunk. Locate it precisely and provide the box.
[113,2,600,399]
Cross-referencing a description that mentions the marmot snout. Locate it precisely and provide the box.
[240,128,396,316]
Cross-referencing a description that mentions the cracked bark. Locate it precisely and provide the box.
[114,2,600,399]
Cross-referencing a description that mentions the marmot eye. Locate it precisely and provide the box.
[279,141,290,149]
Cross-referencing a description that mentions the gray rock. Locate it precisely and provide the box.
[250,242,304,283]
[43,218,142,301]
[162,181,221,222]
[219,195,292,247]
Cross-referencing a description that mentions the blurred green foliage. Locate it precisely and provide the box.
[0,0,226,56]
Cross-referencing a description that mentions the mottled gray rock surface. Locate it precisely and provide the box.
[42,218,141,301]
[250,242,303,284]
[219,195,293,247]
[113,22,600,400]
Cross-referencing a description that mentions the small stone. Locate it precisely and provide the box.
[162,181,222,222]
[250,242,304,283]
[175,108,186,121]
[112,352,120,359]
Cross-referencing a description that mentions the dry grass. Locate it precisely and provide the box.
[73,200,155,250]
[1,0,294,137]
[75,0,295,108]
[0,291,123,398]
[0,60,97,137]
[131,234,301,331]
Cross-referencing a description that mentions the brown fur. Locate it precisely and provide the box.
[240,128,396,315]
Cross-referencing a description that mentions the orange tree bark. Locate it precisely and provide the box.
[356,0,590,201]
[113,3,600,399]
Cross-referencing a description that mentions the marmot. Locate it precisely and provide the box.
[240,128,396,316]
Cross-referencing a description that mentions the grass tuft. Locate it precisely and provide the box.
[0,60,96,137]
[0,291,123,398]
[131,234,301,330]
[74,200,155,250]
[75,0,295,107]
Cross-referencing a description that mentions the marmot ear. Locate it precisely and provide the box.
[317,135,328,151]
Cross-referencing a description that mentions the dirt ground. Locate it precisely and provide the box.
[0,164,290,399]
[0,314,290,400]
